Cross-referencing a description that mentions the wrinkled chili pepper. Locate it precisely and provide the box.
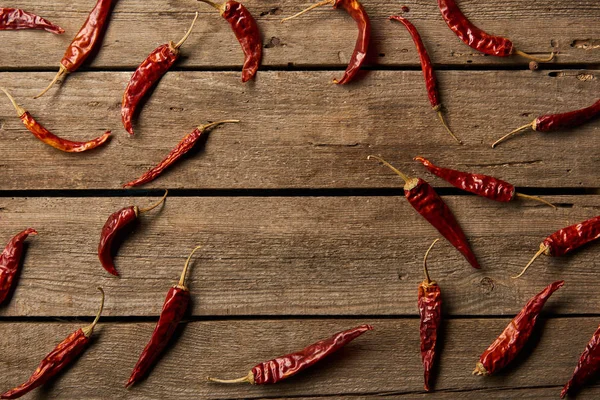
[197,1,262,82]
[0,8,64,34]
[414,156,555,208]
[208,324,373,384]
[473,281,564,376]
[437,0,554,62]
[1,288,105,399]
[126,246,202,387]
[1,88,111,152]
[514,215,600,279]
[0,228,37,305]
[123,120,239,187]
[389,16,461,145]
[368,155,480,269]
[492,99,600,148]
[281,0,371,85]
[121,13,198,136]
[98,191,168,276]
[561,324,600,398]
[35,0,113,98]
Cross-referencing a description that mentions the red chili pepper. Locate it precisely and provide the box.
[281,0,371,85]
[473,281,564,376]
[208,324,373,384]
[414,156,555,208]
[121,13,198,136]
[1,88,110,153]
[35,0,113,98]
[126,246,202,387]
[368,155,480,269]
[122,120,239,187]
[561,324,600,398]
[0,228,37,305]
[492,99,600,148]
[389,16,461,145]
[197,1,262,83]
[437,0,554,62]
[98,191,168,276]
[514,215,600,279]
[0,8,64,34]
[1,288,104,399]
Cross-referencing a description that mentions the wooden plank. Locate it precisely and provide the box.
[0,195,597,317]
[1,318,600,398]
[0,70,598,190]
[0,0,598,69]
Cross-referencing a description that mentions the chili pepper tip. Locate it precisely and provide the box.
[34,65,68,99]
[81,287,105,337]
[280,0,335,23]
[138,190,169,214]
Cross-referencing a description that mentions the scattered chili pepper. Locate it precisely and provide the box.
[126,246,202,387]
[561,324,600,398]
[473,280,564,376]
[418,239,442,392]
[197,1,262,83]
[514,215,600,279]
[414,156,555,208]
[281,0,371,85]
[98,191,168,276]
[389,16,461,144]
[121,13,198,136]
[1,88,111,152]
[0,228,37,305]
[492,99,600,148]
[208,324,373,384]
[368,155,480,269]
[0,8,64,34]
[122,120,239,187]
[1,288,105,399]
[35,0,113,98]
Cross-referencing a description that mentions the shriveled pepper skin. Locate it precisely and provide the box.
[98,206,138,276]
[561,324,600,398]
[418,281,441,391]
[543,216,600,257]
[0,229,37,305]
[0,8,64,34]
[534,99,600,132]
[332,0,370,85]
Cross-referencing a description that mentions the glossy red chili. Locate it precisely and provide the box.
[0,8,64,34]
[473,281,564,376]
[561,324,600,398]
[0,228,37,305]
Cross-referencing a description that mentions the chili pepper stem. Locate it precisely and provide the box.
[198,119,241,132]
[82,287,105,337]
[512,244,548,279]
[367,155,411,184]
[173,12,199,50]
[280,0,335,23]
[436,109,463,144]
[34,65,68,99]
[423,239,440,284]
[514,50,555,63]
[138,190,169,214]
[472,362,488,376]
[0,87,26,117]
[177,245,203,289]
[491,122,535,148]
[515,193,556,209]
[208,371,254,384]
[197,0,224,12]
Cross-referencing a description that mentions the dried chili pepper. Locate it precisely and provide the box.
[122,120,239,187]
[389,16,461,144]
[0,229,37,305]
[1,288,105,399]
[368,155,480,269]
[0,8,64,34]
[121,13,198,136]
[98,191,168,276]
[414,156,555,208]
[197,1,262,83]
[437,0,554,62]
[281,0,371,85]
[126,246,202,387]
[473,281,564,376]
[514,215,600,279]
[35,0,113,98]
[561,324,600,398]
[492,99,600,148]
[1,88,110,152]
[208,324,373,384]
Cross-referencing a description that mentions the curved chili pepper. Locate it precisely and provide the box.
[126,246,202,387]
[414,156,555,208]
[514,215,600,279]
[209,324,373,384]
[123,120,239,187]
[281,0,371,85]
[121,13,198,136]
[0,228,37,305]
[561,324,600,398]
[1,288,104,399]
[1,88,110,152]
[0,8,64,34]
[35,0,113,98]
[492,99,600,148]
[368,156,480,269]
[437,0,554,62]
[98,191,168,276]
[198,1,262,83]
[473,281,564,376]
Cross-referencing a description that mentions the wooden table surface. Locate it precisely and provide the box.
[0,0,599,398]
